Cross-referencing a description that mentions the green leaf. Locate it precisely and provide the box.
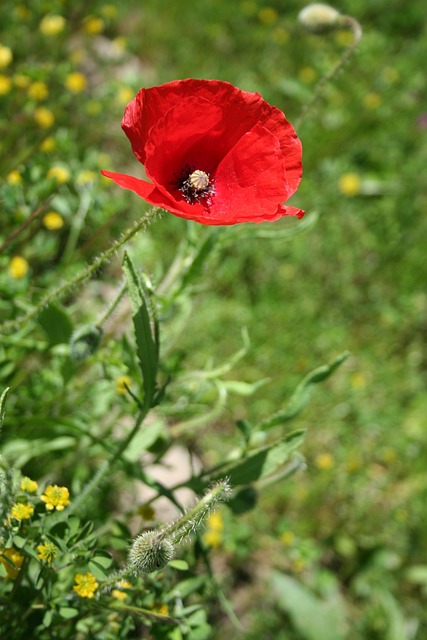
[258,351,350,430]
[0,562,7,577]
[91,551,113,569]
[0,386,9,430]
[271,571,348,640]
[88,561,109,580]
[58,607,79,619]
[38,303,73,347]
[169,559,189,571]
[1,436,75,467]
[212,429,305,485]
[122,252,158,409]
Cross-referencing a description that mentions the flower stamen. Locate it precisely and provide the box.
[175,165,214,205]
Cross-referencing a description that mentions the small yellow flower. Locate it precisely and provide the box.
[258,7,279,25]
[34,107,54,128]
[206,512,224,532]
[363,92,382,110]
[40,136,56,152]
[116,86,134,106]
[8,256,29,279]
[39,15,66,36]
[47,166,70,184]
[13,74,30,89]
[298,66,317,84]
[0,44,13,68]
[43,211,64,230]
[73,572,99,598]
[65,72,87,93]
[280,531,296,546]
[28,81,48,101]
[116,375,132,395]
[338,172,361,197]
[0,548,24,579]
[111,581,132,601]
[83,16,104,35]
[37,541,57,563]
[203,529,222,548]
[350,372,367,389]
[21,477,38,493]
[272,26,289,44]
[10,502,34,520]
[314,452,335,470]
[41,485,71,511]
[152,603,169,616]
[6,170,22,185]
[76,170,96,185]
[0,75,12,95]
[101,4,118,19]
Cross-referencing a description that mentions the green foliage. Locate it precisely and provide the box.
[1,0,426,639]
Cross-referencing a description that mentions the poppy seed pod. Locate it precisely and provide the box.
[298,3,341,33]
[129,531,174,574]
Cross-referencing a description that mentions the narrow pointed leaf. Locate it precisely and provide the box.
[123,252,158,409]
[258,351,350,430]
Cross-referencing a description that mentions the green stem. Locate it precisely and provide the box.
[96,279,127,328]
[0,207,160,335]
[296,15,362,128]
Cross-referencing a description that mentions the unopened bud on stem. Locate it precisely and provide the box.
[298,3,341,33]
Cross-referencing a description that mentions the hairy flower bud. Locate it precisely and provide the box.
[129,531,174,574]
[298,3,341,33]
[70,324,103,360]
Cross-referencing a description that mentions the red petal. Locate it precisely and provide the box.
[206,124,287,224]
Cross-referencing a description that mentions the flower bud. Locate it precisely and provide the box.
[70,324,103,360]
[298,3,341,33]
[129,531,174,574]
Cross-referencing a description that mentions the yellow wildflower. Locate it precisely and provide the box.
[10,502,34,520]
[298,67,316,84]
[13,74,30,89]
[338,172,361,197]
[76,170,96,185]
[65,72,87,93]
[280,531,296,546]
[39,15,66,36]
[21,477,38,493]
[6,170,22,185]
[152,603,169,616]
[203,512,224,548]
[34,107,54,128]
[101,4,118,19]
[47,166,70,184]
[40,136,56,152]
[8,256,29,279]
[0,75,12,95]
[117,86,134,106]
[83,16,104,35]
[206,512,224,532]
[28,81,48,101]
[116,375,131,395]
[0,547,24,579]
[111,580,132,602]
[314,452,335,470]
[43,211,64,230]
[258,7,279,25]
[363,92,382,110]
[37,541,57,563]
[41,485,71,511]
[0,44,13,68]
[73,572,99,598]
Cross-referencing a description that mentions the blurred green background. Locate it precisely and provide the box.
[1,0,426,638]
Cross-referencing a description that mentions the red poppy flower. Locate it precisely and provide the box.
[102,79,304,225]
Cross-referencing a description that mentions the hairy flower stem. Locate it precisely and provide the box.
[296,15,362,128]
[0,207,160,335]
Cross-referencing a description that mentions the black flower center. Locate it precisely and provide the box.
[174,164,215,205]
